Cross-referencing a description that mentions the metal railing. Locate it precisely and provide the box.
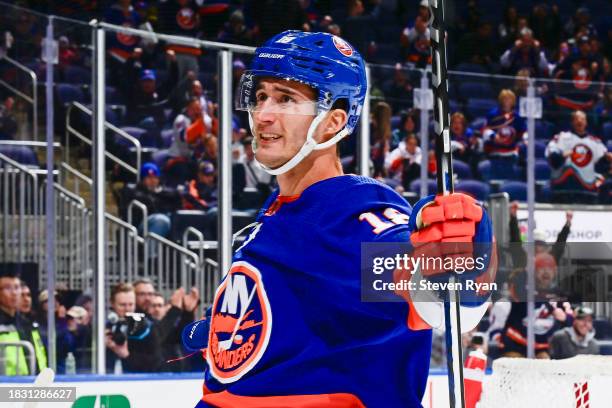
[45,183,91,291]
[0,153,41,265]
[60,162,92,198]
[0,341,36,376]
[65,101,141,181]
[105,213,143,294]
[0,55,38,140]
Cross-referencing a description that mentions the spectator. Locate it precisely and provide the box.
[400,14,430,68]
[183,160,218,210]
[104,0,142,88]
[159,0,202,78]
[65,305,91,373]
[528,4,561,52]
[563,7,597,39]
[36,289,68,350]
[455,20,497,67]
[125,50,179,134]
[500,253,573,359]
[217,9,253,45]
[0,270,47,375]
[391,109,418,150]
[550,306,600,359]
[163,97,209,182]
[239,136,274,207]
[148,293,168,322]
[545,110,611,203]
[381,64,415,112]
[498,5,520,51]
[132,162,182,238]
[19,280,33,320]
[105,283,163,373]
[155,287,200,372]
[553,35,603,114]
[499,27,549,76]
[384,133,421,191]
[450,111,482,173]
[57,36,81,71]
[547,42,571,75]
[483,89,526,179]
[508,201,572,267]
[134,279,156,315]
[0,95,17,139]
[370,101,392,178]
[341,0,377,58]
[189,80,215,132]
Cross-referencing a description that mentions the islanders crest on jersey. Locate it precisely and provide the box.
[207,261,272,383]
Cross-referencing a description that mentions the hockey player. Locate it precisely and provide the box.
[546,110,612,203]
[183,31,494,407]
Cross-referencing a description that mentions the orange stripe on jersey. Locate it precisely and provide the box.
[202,391,365,408]
[264,194,300,216]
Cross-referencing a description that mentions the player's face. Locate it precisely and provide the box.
[252,79,318,169]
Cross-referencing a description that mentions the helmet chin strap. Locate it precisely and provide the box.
[249,110,350,176]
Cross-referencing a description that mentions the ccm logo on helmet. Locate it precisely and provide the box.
[207,261,272,383]
[332,36,353,57]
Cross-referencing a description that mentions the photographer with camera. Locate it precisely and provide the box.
[105,283,163,373]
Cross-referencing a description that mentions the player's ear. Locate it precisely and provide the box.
[320,108,348,141]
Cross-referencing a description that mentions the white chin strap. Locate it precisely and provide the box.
[248,111,349,176]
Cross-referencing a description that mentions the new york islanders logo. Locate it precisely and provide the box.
[332,36,353,57]
[207,261,272,383]
[571,143,593,167]
[176,7,198,30]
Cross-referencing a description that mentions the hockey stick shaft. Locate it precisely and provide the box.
[428,1,465,407]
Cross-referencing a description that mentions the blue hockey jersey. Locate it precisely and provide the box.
[200,175,431,408]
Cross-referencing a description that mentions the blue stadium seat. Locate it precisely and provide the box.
[120,126,157,148]
[152,149,171,170]
[459,82,495,100]
[454,63,487,74]
[161,129,174,148]
[105,86,124,105]
[518,141,547,160]
[478,160,491,181]
[500,181,527,201]
[453,159,472,180]
[56,83,85,107]
[62,65,91,84]
[594,318,612,340]
[409,179,438,196]
[374,44,401,64]
[0,145,39,167]
[456,180,490,201]
[537,182,551,202]
[466,98,497,119]
[607,140,612,152]
[603,122,612,142]
[535,120,555,140]
[535,159,551,181]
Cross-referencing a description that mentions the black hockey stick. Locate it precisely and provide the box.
[428,0,466,407]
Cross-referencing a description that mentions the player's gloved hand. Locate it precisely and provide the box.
[182,319,210,353]
[409,193,486,276]
[404,193,496,332]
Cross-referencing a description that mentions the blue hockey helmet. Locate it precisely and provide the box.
[236,30,368,175]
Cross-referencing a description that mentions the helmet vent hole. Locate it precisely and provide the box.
[314,40,324,47]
